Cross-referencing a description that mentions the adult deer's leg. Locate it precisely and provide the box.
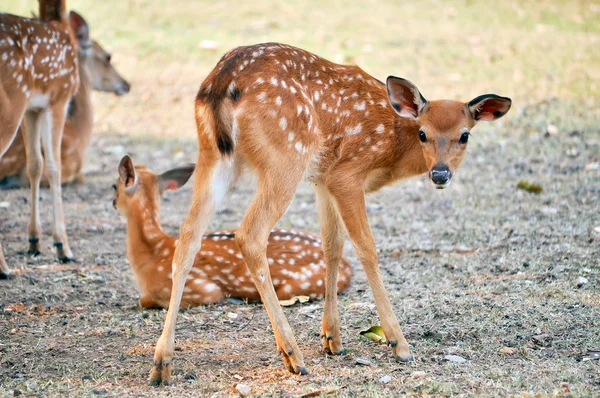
[0,95,27,276]
[22,111,44,255]
[315,183,346,355]
[329,180,413,362]
[235,169,307,375]
[150,153,232,386]
[40,103,74,261]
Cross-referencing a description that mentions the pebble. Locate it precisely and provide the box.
[356,358,374,366]
[379,375,391,384]
[236,383,251,396]
[577,276,588,288]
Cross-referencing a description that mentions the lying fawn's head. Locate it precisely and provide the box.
[113,155,195,214]
[386,77,511,189]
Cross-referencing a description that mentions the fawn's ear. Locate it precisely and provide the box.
[467,94,512,122]
[386,76,427,119]
[118,155,137,190]
[69,11,90,44]
[159,164,195,192]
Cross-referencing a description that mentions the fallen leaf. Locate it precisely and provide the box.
[517,180,543,194]
[499,346,518,355]
[444,354,467,363]
[359,325,387,344]
[279,295,310,307]
[299,386,343,398]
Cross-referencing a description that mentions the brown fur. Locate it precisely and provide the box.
[149,43,511,384]
[0,39,130,188]
[0,1,82,274]
[113,159,352,309]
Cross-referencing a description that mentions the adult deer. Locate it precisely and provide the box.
[113,156,352,308]
[0,34,130,188]
[150,42,511,384]
[0,1,83,278]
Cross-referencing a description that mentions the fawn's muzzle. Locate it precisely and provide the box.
[430,164,452,188]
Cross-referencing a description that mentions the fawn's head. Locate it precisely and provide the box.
[386,77,511,189]
[67,11,130,96]
[113,155,195,215]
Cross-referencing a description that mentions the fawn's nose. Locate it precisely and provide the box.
[430,164,451,187]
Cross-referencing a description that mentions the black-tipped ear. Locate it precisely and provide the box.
[118,155,137,189]
[69,11,89,44]
[159,164,195,192]
[386,76,427,119]
[467,94,512,122]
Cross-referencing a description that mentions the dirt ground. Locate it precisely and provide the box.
[1,98,599,397]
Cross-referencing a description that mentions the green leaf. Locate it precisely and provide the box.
[359,325,387,344]
[279,295,310,307]
[516,180,543,194]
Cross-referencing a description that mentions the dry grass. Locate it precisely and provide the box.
[1,0,600,397]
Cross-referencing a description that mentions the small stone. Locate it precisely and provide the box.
[379,375,391,384]
[577,276,588,288]
[227,312,238,319]
[0,201,10,208]
[355,358,374,366]
[236,383,251,396]
[184,373,196,380]
[389,248,402,258]
[444,354,467,363]
[546,124,559,136]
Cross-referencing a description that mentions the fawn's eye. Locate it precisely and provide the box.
[418,130,427,142]
[112,184,117,191]
[459,132,470,144]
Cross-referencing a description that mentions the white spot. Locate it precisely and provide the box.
[345,124,362,136]
[288,132,295,142]
[157,266,164,272]
[279,117,287,130]
[376,124,385,133]
[283,285,292,293]
[204,283,218,292]
[257,92,267,103]
[270,77,278,86]
[354,101,366,110]
[276,96,282,105]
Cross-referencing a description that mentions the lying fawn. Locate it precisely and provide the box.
[0,24,130,189]
[113,155,352,309]
[0,1,85,278]
[150,42,511,384]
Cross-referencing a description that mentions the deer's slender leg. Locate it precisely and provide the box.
[315,182,346,355]
[328,178,413,362]
[40,102,75,262]
[235,169,307,374]
[150,153,233,386]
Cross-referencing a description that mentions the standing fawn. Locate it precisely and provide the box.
[150,42,511,384]
[0,1,85,279]
[0,28,130,188]
[113,155,352,309]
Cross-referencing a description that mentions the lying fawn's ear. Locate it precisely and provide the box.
[386,76,427,119]
[467,94,512,122]
[159,164,196,192]
[69,11,90,44]
[118,155,137,190]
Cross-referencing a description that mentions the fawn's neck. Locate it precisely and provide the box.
[125,198,174,273]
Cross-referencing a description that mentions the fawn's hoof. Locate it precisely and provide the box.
[0,271,13,280]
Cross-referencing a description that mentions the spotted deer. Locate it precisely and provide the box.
[149,42,511,384]
[113,155,352,308]
[0,31,130,189]
[0,1,87,278]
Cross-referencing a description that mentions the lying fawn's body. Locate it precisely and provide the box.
[0,38,130,188]
[0,1,87,277]
[113,157,352,309]
[150,42,511,383]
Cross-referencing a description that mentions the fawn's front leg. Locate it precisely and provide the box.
[315,183,346,355]
[330,182,413,362]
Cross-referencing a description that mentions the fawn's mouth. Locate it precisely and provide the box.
[433,180,451,189]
